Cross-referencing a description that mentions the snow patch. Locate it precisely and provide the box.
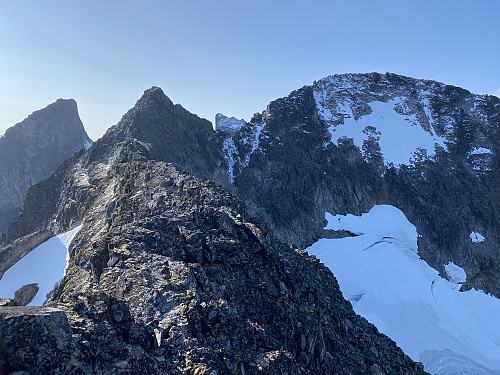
[444,262,467,285]
[0,225,82,305]
[469,147,492,155]
[221,117,266,183]
[307,205,500,374]
[222,137,237,183]
[83,138,92,150]
[421,350,500,375]
[325,98,447,166]
[470,232,485,243]
[215,113,246,135]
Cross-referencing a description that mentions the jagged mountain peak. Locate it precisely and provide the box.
[0,98,91,232]
[3,98,85,140]
[107,86,207,138]
[90,86,227,183]
[214,113,246,135]
[135,86,174,108]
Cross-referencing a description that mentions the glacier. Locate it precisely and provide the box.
[307,205,500,375]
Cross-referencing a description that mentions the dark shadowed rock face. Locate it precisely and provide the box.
[98,87,227,184]
[0,99,92,232]
[218,73,500,297]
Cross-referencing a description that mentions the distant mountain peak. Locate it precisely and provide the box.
[215,113,246,135]
[0,98,91,232]
[136,86,174,108]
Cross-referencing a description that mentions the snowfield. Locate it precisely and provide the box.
[0,225,81,305]
[307,205,500,375]
[313,84,449,167]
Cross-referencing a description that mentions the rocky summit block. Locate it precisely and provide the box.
[0,306,82,374]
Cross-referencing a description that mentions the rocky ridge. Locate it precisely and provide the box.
[1,73,498,373]
[0,88,425,373]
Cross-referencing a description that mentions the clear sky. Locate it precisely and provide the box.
[1,0,499,140]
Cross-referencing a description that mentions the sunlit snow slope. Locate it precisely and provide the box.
[0,225,81,305]
[307,205,500,375]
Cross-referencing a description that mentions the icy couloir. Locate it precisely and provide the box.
[307,205,500,375]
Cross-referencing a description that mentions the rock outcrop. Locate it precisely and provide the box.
[0,99,92,232]
[0,306,82,374]
[13,283,39,306]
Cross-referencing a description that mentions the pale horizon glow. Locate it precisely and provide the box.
[1,1,499,140]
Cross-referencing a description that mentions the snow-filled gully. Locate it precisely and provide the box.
[0,225,82,306]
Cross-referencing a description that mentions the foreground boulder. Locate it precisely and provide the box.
[0,306,82,374]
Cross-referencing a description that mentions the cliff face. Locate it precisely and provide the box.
[0,88,425,374]
[0,99,92,232]
[219,73,499,297]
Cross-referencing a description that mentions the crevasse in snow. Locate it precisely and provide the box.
[306,205,500,375]
[0,225,82,305]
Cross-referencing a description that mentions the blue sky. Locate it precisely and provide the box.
[1,0,499,140]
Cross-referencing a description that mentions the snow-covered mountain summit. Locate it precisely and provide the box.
[214,113,246,135]
[313,73,495,169]
[218,72,499,298]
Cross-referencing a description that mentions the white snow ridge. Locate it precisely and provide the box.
[0,225,82,305]
[306,205,500,375]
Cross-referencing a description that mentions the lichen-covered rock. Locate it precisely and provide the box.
[0,306,83,374]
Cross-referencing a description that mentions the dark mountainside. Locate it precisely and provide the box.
[217,73,499,298]
[0,99,92,232]
[0,87,425,374]
[1,72,498,373]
